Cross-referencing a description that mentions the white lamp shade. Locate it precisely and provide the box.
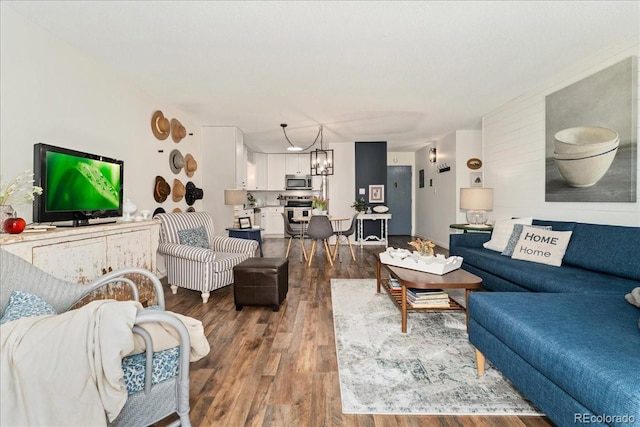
[460,188,494,210]
[224,189,246,206]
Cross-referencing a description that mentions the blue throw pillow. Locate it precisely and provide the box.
[502,224,552,256]
[177,225,210,249]
[0,290,57,325]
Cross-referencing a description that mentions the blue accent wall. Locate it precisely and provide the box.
[355,142,387,238]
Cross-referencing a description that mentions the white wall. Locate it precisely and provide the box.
[328,142,356,241]
[0,5,202,223]
[414,131,482,248]
[483,36,640,226]
[453,130,484,223]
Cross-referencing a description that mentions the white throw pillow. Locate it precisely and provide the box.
[483,217,533,252]
[511,226,573,267]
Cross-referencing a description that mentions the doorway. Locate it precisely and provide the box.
[387,166,412,235]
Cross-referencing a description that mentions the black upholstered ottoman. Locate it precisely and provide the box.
[233,257,289,312]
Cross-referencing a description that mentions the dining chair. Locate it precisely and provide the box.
[333,214,358,261]
[305,215,335,266]
[281,213,308,261]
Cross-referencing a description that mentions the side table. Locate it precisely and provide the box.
[449,223,493,233]
[226,227,264,257]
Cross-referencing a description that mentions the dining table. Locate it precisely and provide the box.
[292,215,349,262]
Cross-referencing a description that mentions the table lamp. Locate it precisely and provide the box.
[460,187,493,225]
[224,189,247,228]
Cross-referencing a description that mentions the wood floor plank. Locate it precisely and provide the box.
[154,235,554,427]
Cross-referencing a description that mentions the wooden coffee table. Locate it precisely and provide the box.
[376,255,483,333]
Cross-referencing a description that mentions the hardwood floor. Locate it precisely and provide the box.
[157,236,554,427]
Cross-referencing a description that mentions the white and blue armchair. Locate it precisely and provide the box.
[155,212,258,303]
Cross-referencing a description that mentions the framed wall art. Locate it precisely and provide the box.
[470,172,483,187]
[369,185,384,203]
[545,56,637,202]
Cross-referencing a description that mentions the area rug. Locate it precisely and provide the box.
[331,278,542,415]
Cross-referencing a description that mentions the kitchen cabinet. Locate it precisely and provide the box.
[260,206,284,236]
[246,150,268,191]
[285,153,311,175]
[267,154,287,191]
[0,220,161,305]
[235,131,247,189]
[202,126,245,227]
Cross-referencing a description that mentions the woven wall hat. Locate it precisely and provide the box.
[185,181,204,206]
[151,110,170,140]
[152,207,166,217]
[171,118,187,143]
[172,207,183,213]
[185,153,198,178]
[169,149,185,174]
[172,179,186,202]
[154,176,171,203]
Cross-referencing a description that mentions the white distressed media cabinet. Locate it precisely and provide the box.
[0,220,160,306]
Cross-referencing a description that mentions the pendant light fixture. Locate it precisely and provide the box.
[281,123,322,152]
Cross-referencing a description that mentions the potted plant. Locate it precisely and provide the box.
[351,198,367,213]
[312,196,328,214]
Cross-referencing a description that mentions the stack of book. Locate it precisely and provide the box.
[406,288,450,308]
[388,278,402,293]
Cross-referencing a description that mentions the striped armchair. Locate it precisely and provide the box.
[155,212,258,303]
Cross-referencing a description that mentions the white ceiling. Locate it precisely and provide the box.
[5,1,639,153]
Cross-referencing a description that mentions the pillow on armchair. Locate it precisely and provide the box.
[177,226,210,249]
[0,290,57,325]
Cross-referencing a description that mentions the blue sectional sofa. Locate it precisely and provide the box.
[450,220,640,427]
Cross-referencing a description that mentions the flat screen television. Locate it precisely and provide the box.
[33,143,124,226]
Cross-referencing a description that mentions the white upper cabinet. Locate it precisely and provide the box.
[267,154,287,190]
[235,129,246,189]
[246,149,268,191]
[285,153,311,176]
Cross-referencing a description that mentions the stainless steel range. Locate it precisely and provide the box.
[283,198,312,233]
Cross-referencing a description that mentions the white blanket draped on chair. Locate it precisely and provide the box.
[1,300,210,426]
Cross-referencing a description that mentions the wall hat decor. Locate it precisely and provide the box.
[172,179,186,202]
[184,153,198,178]
[151,110,170,140]
[185,181,204,206]
[152,207,166,217]
[169,149,185,174]
[171,118,187,143]
[154,176,171,203]
[186,207,195,212]
[172,207,183,213]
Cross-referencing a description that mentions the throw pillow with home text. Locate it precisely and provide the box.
[511,226,573,267]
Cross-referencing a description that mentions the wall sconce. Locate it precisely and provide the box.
[429,147,437,163]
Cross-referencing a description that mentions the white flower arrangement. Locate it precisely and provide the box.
[0,170,43,206]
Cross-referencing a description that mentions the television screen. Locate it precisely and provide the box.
[33,143,124,226]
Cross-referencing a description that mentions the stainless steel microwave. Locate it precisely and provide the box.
[285,174,312,190]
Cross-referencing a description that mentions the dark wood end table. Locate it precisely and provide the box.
[226,227,264,257]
